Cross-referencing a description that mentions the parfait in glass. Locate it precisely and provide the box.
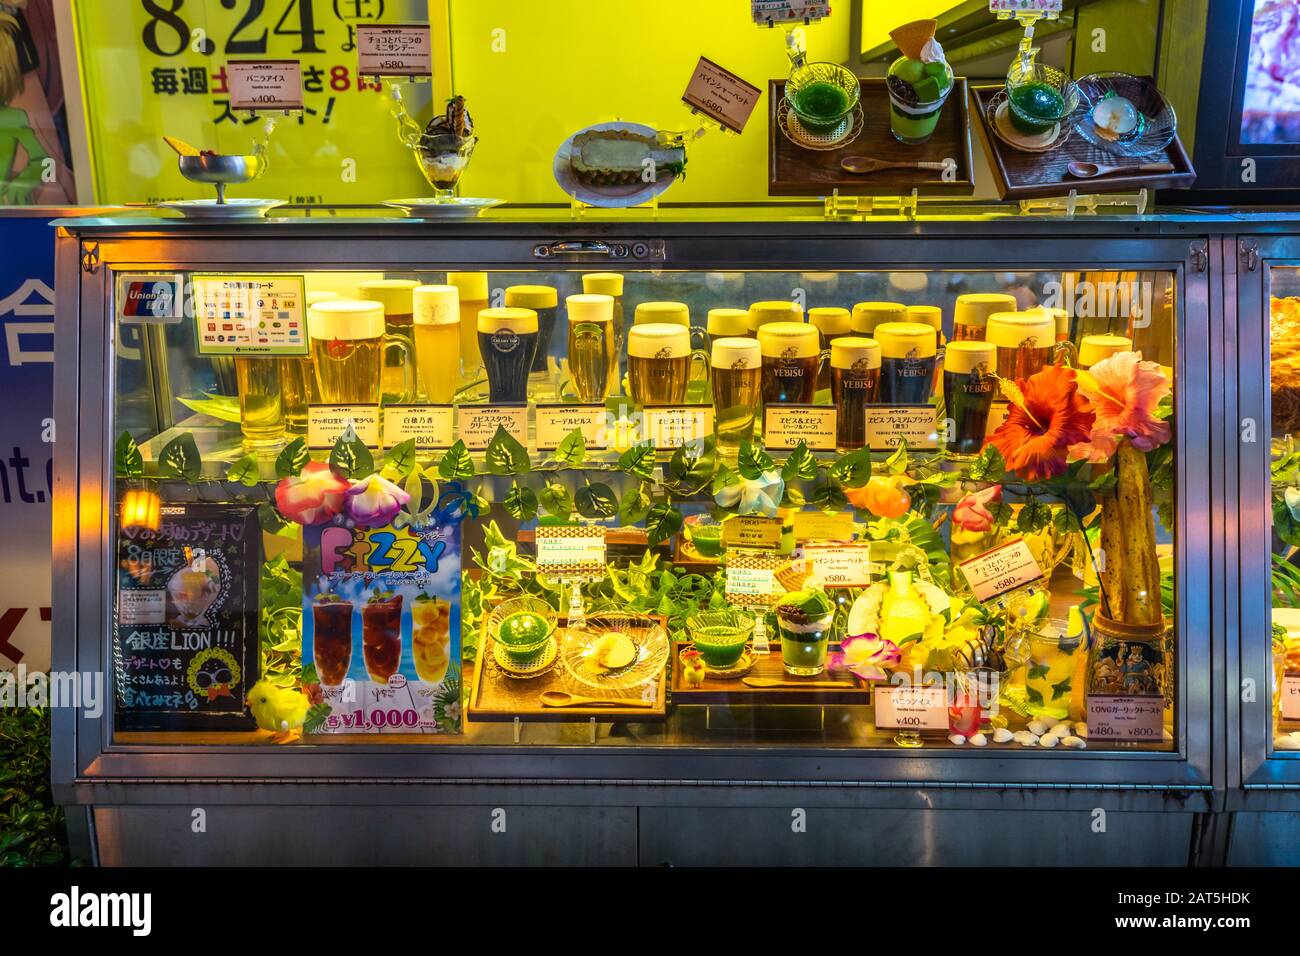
[775,588,837,677]
[886,19,955,145]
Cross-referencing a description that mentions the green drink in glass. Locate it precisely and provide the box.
[776,589,836,677]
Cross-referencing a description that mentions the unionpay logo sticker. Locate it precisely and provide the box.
[117,274,183,324]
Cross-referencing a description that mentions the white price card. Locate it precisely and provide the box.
[874,684,949,731]
[957,537,1044,603]
[382,405,454,451]
[227,60,304,111]
[643,405,714,450]
[193,274,308,356]
[866,405,940,451]
[536,527,607,578]
[460,404,529,452]
[681,56,763,134]
[801,544,873,587]
[751,0,831,25]
[763,405,837,451]
[1283,674,1300,722]
[1087,695,1165,742]
[725,564,776,597]
[308,405,380,449]
[535,404,608,451]
[357,24,432,77]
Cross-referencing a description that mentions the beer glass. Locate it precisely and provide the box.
[413,284,461,403]
[942,341,997,457]
[810,306,852,392]
[627,323,707,405]
[312,597,354,687]
[504,285,558,377]
[566,293,616,402]
[359,279,420,405]
[234,357,285,450]
[986,311,1057,382]
[634,300,690,327]
[758,321,823,405]
[906,304,943,337]
[583,273,625,390]
[830,336,881,451]
[875,321,937,404]
[707,308,749,346]
[362,592,403,684]
[710,337,762,458]
[309,300,394,404]
[1078,333,1132,369]
[851,301,906,336]
[279,290,336,435]
[477,307,539,403]
[448,272,488,384]
[747,300,803,337]
[952,293,1017,342]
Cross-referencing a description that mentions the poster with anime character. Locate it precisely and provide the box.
[1,0,74,204]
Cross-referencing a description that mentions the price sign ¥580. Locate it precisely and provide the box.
[681,56,762,134]
[357,24,432,77]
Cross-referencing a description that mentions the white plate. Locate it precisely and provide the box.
[382,197,504,218]
[553,121,678,209]
[157,198,286,219]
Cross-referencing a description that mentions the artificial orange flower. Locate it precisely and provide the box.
[989,364,1095,481]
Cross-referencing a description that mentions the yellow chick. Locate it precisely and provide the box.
[682,649,707,686]
[245,679,310,743]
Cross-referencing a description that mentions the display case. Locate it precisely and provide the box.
[51,210,1223,866]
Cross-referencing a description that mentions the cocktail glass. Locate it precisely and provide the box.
[1023,617,1083,721]
[412,597,451,684]
[312,597,354,688]
[362,593,404,684]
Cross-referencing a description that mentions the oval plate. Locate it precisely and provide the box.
[553,121,678,209]
[382,197,504,218]
[157,198,285,219]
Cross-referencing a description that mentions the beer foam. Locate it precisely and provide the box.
[758,321,819,358]
[1078,333,1133,367]
[413,285,460,325]
[582,272,623,296]
[358,278,418,315]
[874,321,937,359]
[504,284,557,309]
[634,301,690,326]
[477,307,539,334]
[953,293,1018,329]
[446,272,489,301]
[907,305,943,331]
[851,301,907,333]
[747,300,802,330]
[308,299,385,340]
[628,323,691,358]
[985,312,1055,349]
[1029,305,1070,338]
[711,336,761,369]
[943,340,996,374]
[831,336,881,370]
[707,308,749,337]
[809,307,851,335]
[566,293,614,324]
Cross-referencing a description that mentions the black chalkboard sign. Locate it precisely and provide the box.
[113,502,260,731]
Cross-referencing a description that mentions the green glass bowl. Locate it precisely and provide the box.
[1005,58,1079,136]
[489,597,557,662]
[683,515,724,558]
[688,610,754,668]
[786,62,861,135]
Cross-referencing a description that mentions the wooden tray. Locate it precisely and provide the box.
[469,615,668,723]
[670,641,874,706]
[768,77,975,197]
[970,82,1196,200]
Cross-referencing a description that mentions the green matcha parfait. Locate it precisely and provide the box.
[775,588,837,677]
[886,18,954,145]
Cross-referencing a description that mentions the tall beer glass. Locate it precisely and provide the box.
[448,272,488,384]
[747,300,803,337]
[810,306,852,392]
[952,293,1017,342]
[851,301,906,336]
[711,337,762,459]
[758,321,822,405]
[583,273,625,391]
[234,357,284,450]
[504,285,558,377]
[830,337,881,451]
[986,311,1056,382]
[942,341,997,457]
[359,279,419,405]
[566,293,616,402]
[279,289,336,435]
[1078,333,1132,369]
[627,323,706,405]
[413,284,460,403]
[477,307,539,403]
[875,322,937,404]
[309,299,387,404]
[707,308,749,346]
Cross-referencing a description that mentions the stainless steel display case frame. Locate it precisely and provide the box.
[50,213,1229,863]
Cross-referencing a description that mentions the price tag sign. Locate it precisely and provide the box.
[192,274,308,356]
[460,404,529,452]
[802,544,873,587]
[536,527,607,578]
[723,514,783,551]
[763,405,837,451]
[957,537,1044,602]
[725,563,776,597]
[792,511,856,542]
[1283,675,1300,722]
[382,405,454,451]
[751,0,831,25]
[1087,695,1165,742]
[874,684,949,731]
[643,405,714,450]
[535,404,608,451]
[681,56,762,134]
[227,60,304,111]
[357,24,432,77]
[989,0,1063,15]
[866,405,939,451]
[308,405,380,449]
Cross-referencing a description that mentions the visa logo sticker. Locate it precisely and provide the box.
[117,274,184,324]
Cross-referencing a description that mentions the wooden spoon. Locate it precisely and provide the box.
[539,690,655,708]
[743,677,855,688]
[1066,160,1174,179]
[840,156,948,175]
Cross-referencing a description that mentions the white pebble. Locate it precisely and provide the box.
[1040,733,1060,748]
[948,733,967,746]
[1062,735,1087,749]
[1028,719,1051,736]
[1013,730,1040,746]
[1277,735,1300,750]
[993,727,1014,744]
[1049,723,1072,738]
[969,732,988,747]
[1074,722,1088,738]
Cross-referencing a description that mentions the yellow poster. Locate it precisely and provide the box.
[72,0,437,203]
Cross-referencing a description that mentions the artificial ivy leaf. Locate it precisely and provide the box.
[1088,470,1118,495]
[828,448,872,488]
[226,454,260,487]
[1053,506,1077,536]
[711,463,740,496]
[471,490,492,518]
[884,439,910,476]
[503,481,539,521]
[645,502,684,546]
[618,482,653,524]
[618,442,656,481]
[329,427,374,480]
[811,475,848,512]
[158,431,202,481]
[554,428,587,467]
[967,445,1006,482]
[664,436,717,495]
[257,501,290,536]
[1016,498,1052,533]
[382,438,418,478]
[574,482,618,519]
[737,442,775,481]
[437,440,475,480]
[275,436,309,478]
[114,431,143,478]
[539,481,574,520]
[485,426,531,475]
[781,441,817,481]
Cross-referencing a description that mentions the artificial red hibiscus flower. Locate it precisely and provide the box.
[989,365,1095,481]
